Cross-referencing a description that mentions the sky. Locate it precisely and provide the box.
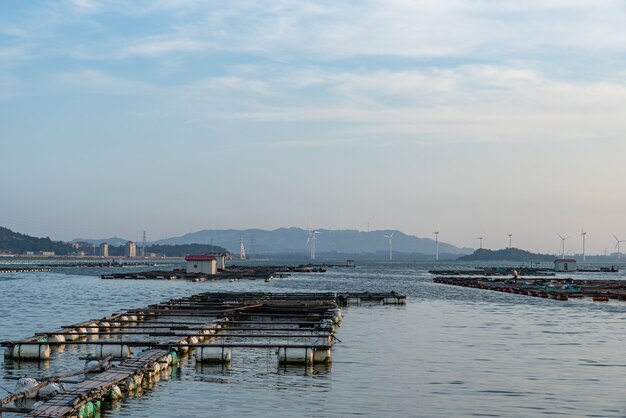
[2,0,626,255]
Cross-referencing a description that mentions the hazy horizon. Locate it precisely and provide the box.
[2,1,626,255]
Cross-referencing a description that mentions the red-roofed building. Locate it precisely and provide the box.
[185,254,217,275]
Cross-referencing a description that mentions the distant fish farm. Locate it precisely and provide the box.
[1,291,406,417]
[101,263,338,282]
[433,276,626,302]
[429,267,555,276]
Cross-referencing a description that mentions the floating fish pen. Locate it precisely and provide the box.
[429,267,555,277]
[1,291,406,417]
[101,268,289,281]
[433,276,626,302]
[0,268,51,274]
[32,261,175,269]
[337,292,407,306]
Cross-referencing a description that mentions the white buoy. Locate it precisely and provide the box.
[277,347,313,365]
[313,348,332,363]
[12,344,51,360]
[65,329,79,341]
[48,334,65,343]
[15,377,39,399]
[95,344,132,359]
[38,382,65,399]
[86,322,99,335]
[196,346,231,363]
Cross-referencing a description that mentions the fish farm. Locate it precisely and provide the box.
[101,264,332,281]
[1,291,406,417]
[433,276,626,302]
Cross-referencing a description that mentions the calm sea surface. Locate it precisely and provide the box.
[1,260,626,417]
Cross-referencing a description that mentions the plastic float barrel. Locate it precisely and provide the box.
[76,327,88,339]
[195,346,231,363]
[95,344,132,359]
[38,382,66,399]
[65,329,79,341]
[11,343,51,360]
[277,347,313,365]
[48,334,66,343]
[78,400,96,418]
[347,297,361,305]
[99,321,110,332]
[186,336,200,346]
[312,348,332,363]
[86,322,99,335]
[15,377,39,399]
[105,385,123,400]
[178,339,189,354]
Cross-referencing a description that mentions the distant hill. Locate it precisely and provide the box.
[145,244,228,257]
[457,248,555,262]
[153,227,473,256]
[74,237,129,246]
[101,243,228,257]
[0,226,73,255]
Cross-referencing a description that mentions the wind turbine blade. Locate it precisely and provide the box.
[390,232,394,238]
[613,234,619,242]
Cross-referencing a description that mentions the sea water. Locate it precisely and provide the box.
[1,261,626,417]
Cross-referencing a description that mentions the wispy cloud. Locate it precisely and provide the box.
[119,37,208,57]
[57,69,155,94]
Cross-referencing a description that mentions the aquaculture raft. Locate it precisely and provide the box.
[2,291,406,417]
[25,349,169,418]
[99,263,351,281]
[433,276,626,302]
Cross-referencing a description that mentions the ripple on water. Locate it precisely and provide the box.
[2,263,626,417]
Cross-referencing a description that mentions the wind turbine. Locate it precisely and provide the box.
[557,233,569,258]
[384,232,394,260]
[306,228,321,260]
[477,236,484,250]
[433,228,439,261]
[507,233,513,249]
[581,230,587,262]
[613,234,625,261]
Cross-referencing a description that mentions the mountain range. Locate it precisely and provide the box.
[146,228,472,256]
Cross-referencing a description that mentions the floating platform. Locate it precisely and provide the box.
[100,263,340,281]
[433,276,626,302]
[429,267,555,277]
[0,267,51,273]
[2,291,405,417]
[25,349,169,418]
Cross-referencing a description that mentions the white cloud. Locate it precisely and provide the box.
[57,69,155,94]
[119,37,208,57]
[174,64,626,144]
[65,0,100,13]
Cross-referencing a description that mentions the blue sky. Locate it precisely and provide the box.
[2,0,626,254]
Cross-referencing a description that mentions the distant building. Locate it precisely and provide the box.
[124,241,137,258]
[185,255,217,275]
[72,241,95,255]
[554,258,577,272]
[99,242,109,257]
[206,252,227,270]
[39,251,55,256]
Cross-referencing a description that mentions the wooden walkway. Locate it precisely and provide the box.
[26,349,167,418]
